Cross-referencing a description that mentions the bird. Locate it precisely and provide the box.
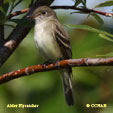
[28,6,74,106]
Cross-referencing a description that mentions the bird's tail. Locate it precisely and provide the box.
[61,69,74,106]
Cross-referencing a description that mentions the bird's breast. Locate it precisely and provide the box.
[34,21,62,60]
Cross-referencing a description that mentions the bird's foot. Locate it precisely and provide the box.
[55,58,65,67]
[42,60,55,67]
[43,58,64,67]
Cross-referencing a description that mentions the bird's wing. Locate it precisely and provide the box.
[52,20,73,105]
[52,19,72,59]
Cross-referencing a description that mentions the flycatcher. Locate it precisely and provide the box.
[28,6,74,106]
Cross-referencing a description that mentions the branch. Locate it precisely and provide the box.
[8,8,29,19]
[9,5,113,19]
[51,6,113,17]
[0,57,113,84]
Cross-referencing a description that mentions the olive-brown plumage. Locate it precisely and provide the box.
[29,6,74,105]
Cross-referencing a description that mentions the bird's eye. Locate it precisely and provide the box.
[41,11,46,15]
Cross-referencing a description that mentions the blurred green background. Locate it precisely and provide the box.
[0,0,113,113]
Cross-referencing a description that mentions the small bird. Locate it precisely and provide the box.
[28,6,74,106]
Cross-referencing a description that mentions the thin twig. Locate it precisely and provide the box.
[8,8,30,19]
[51,6,113,17]
[0,57,113,84]
[8,5,113,19]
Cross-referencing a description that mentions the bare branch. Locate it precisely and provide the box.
[51,5,113,17]
[8,8,29,19]
[0,57,113,84]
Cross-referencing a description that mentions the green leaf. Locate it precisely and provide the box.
[13,0,23,8]
[4,23,15,28]
[97,52,113,57]
[11,0,17,3]
[0,12,5,25]
[91,14,104,25]
[0,2,10,24]
[74,0,87,7]
[2,2,9,14]
[95,1,113,8]
[0,6,6,25]
[81,0,86,8]
[65,24,113,41]
[99,34,113,42]
[10,19,34,27]
[0,6,5,14]
[75,0,82,7]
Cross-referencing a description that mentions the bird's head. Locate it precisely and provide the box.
[27,6,57,21]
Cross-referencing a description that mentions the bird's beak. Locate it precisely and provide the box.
[27,15,35,19]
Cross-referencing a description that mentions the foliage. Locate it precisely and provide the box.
[95,1,113,8]
[0,0,23,26]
